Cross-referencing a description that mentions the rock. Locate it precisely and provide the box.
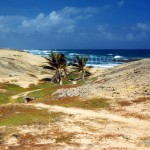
[23,96,36,103]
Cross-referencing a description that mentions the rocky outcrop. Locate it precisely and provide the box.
[53,58,150,100]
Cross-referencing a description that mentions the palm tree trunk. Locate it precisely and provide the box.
[82,68,85,80]
[59,76,63,85]
[63,67,67,79]
[51,72,57,83]
[58,69,63,85]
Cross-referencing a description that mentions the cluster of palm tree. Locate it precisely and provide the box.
[43,51,90,85]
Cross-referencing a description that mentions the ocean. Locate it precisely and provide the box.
[23,49,150,68]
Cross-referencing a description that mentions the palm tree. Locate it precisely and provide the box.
[43,51,67,85]
[72,55,89,80]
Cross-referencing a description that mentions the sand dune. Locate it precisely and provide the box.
[0,49,52,87]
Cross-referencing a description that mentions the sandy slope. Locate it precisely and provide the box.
[54,58,150,100]
[0,49,53,87]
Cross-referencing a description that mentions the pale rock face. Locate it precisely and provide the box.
[5,136,19,146]
[72,81,77,84]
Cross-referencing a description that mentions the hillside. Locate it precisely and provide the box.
[0,50,150,149]
[54,58,150,100]
[0,49,52,87]
[95,58,150,99]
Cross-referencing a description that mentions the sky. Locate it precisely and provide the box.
[0,0,150,49]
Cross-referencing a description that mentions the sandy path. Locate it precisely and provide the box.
[27,103,150,128]
[1,103,150,149]
[11,89,42,99]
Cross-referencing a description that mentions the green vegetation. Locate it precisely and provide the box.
[43,52,91,85]
[43,51,67,85]
[0,105,65,126]
[0,83,58,104]
[27,83,57,99]
[49,98,110,110]
[67,72,79,81]
[0,52,91,105]
[0,84,28,104]
[0,82,83,104]
[72,55,90,80]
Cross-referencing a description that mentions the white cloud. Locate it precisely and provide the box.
[0,7,97,36]
[126,30,149,41]
[126,23,150,41]
[97,23,150,41]
[126,33,136,41]
[97,24,108,32]
[0,7,150,49]
[0,16,24,33]
[118,0,124,7]
[136,23,150,31]
[97,24,118,40]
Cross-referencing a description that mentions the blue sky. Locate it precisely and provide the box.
[0,0,150,49]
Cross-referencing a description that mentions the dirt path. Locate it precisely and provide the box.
[27,103,150,128]
[11,89,42,99]
[21,103,150,149]
[1,102,150,149]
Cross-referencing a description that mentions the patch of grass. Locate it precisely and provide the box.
[54,132,74,143]
[28,84,80,103]
[98,134,124,140]
[74,121,99,132]
[89,77,98,82]
[117,101,133,106]
[0,81,85,104]
[0,83,58,104]
[122,112,149,120]
[132,97,150,104]
[48,97,110,110]
[67,73,79,81]
[0,105,64,126]
[0,84,28,104]
[28,84,57,99]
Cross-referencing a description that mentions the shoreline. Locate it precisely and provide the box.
[22,49,149,68]
[1,48,148,68]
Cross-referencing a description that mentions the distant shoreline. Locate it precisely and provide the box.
[0,48,149,68]
[22,49,149,68]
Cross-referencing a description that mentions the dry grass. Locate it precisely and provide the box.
[122,112,149,120]
[0,82,81,104]
[132,97,150,103]
[0,105,65,126]
[98,133,124,140]
[117,101,133,106]
[45,96,110,110]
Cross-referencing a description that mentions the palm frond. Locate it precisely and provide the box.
[43,66,55,70]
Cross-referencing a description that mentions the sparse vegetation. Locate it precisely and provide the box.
[48,97,110,110]
[43,51,67,85]
[0,83,57,104]
[55,132,74,143]
[0,105,65,126]
[71,55,90,80]
[0,50,150,149]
